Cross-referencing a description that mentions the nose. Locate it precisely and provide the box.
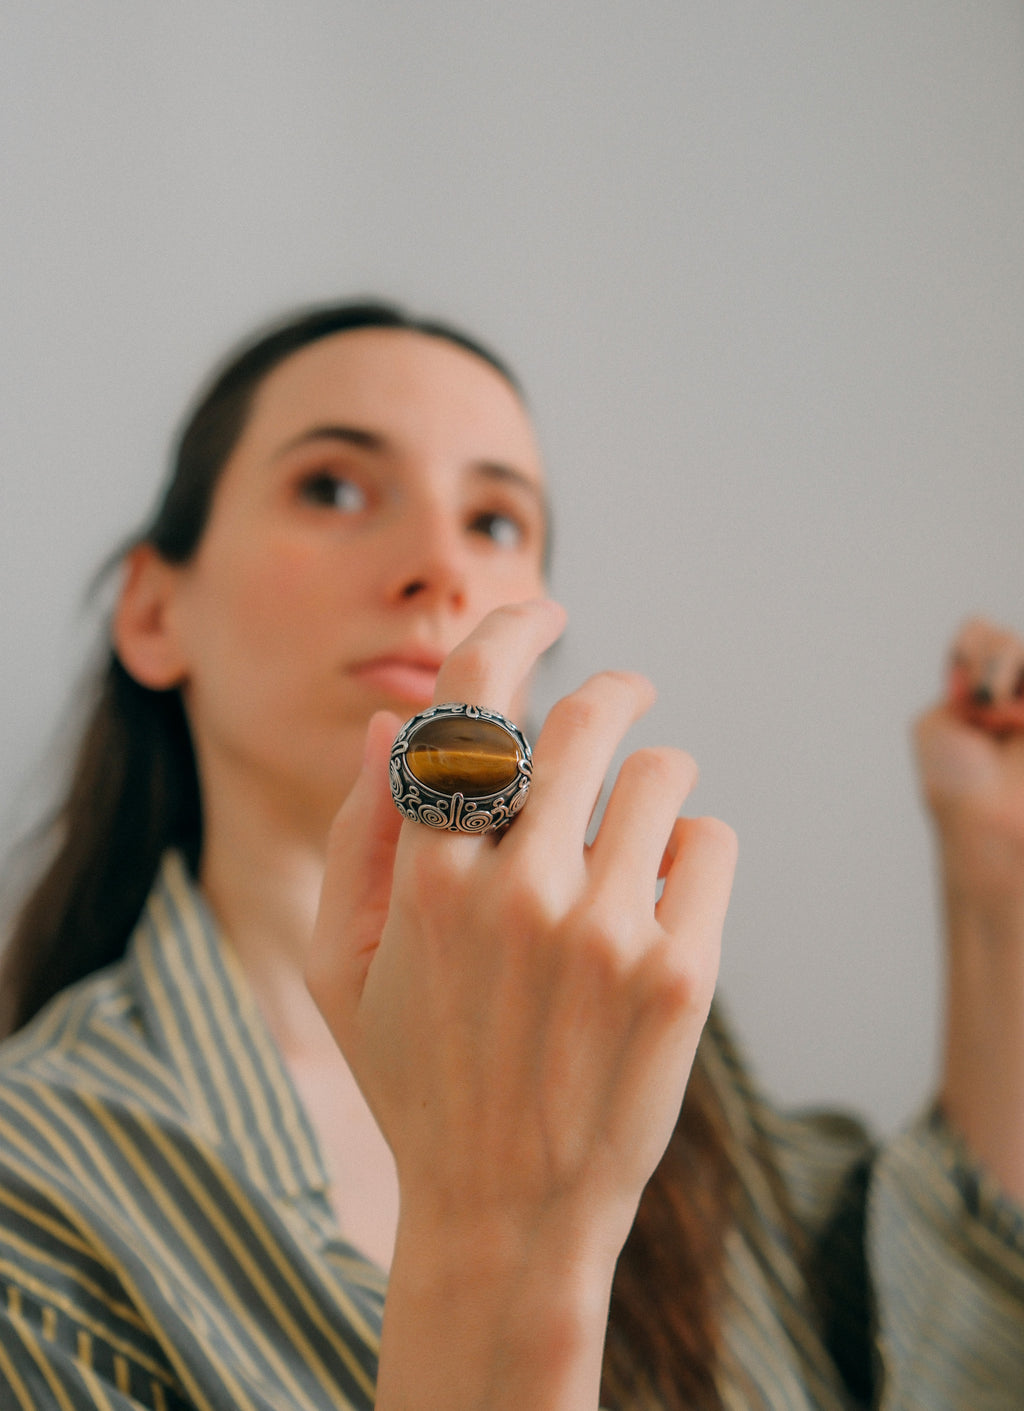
[385,503,469,611]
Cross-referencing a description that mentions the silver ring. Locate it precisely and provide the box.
[389,703,532,834]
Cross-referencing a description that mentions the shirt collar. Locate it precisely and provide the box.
[126,851,331,1209]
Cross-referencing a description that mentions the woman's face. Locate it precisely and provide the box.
[160,328,548,844]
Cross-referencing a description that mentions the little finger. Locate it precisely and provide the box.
[656,815,738,986]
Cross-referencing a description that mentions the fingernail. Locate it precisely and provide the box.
[970,657,1000,708]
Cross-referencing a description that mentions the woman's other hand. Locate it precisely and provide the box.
[916,617,1024,1206]
[916,617,1024,907]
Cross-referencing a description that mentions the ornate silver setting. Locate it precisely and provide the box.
[389,702,532,834]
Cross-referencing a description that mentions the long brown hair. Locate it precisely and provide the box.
[0,300,736,1408]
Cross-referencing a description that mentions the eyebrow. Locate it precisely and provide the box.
[274,423,548,509]
[274,424,384,457]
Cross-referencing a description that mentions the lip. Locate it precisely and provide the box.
[348,648,447,705]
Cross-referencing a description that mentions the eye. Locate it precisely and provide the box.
[299,472,368,513]
[470,510,525,548]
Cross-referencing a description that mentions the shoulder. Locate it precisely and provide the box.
[0,956,183,1190]
[0,850,212,1111]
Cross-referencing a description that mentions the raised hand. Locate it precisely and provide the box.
[306,598,737,1411]
[916,616,1024,905]
[916,616,1024,1206]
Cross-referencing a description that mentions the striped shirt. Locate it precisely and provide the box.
[0,851,1022,1408]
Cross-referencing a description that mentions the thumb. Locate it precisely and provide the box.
[306,710,404,1045]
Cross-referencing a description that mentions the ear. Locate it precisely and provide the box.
[113,544,190,690]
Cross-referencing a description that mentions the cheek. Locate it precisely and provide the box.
[247,536,355,617]
[243,540,326,611]
[189,537,351,660]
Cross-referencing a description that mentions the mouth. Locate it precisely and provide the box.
[348,650,446,705]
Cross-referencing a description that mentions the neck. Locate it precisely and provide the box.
[194,758,400,1267]
[188,719,363,1041]
[198,795,403,1269]
[198,793,335,1063]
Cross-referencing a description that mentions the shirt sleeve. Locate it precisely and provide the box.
[714,996,1024,1407]
[763,1099,1024,1407]
[869,1105,1024,1410]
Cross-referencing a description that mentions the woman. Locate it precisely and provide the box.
[0,301,1021,1410]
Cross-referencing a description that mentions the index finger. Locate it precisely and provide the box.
[433,598,566,721]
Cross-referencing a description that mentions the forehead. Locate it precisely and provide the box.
[240,327,544,476]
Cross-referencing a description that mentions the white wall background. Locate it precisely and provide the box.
[2,2,1022,1131]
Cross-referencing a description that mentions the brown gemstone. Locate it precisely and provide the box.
[406,716,521,797]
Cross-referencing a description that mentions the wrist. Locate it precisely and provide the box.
[376,1201,620,1411]
[940,896,1024,1204]
[941,869,1024,957]
[934,815,1024,920]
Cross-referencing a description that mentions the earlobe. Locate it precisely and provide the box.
[113,544,189,690]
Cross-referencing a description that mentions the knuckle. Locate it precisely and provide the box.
[495,599,541,627]
[573,917,630,981]
[699,814,739,853]
[955,617,1023,666]
[623,746,695,794]
[590,669,655,706]
[502,875,561,939]
[696,816,740,873]
[642,941,716,1019]
[446,639,491,694]
[549,670,653,736]
[548,690,602,738]
[569,897,641,970]
[957,615,991,643]
[647,961,697,1015]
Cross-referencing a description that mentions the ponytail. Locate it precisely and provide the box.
[0,655,199,1036]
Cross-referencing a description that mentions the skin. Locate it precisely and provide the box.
[917,618,1024,1200]
[115,327,1024,1408]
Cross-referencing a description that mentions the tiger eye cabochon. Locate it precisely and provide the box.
[389,703,533,833]
[405,714,522,796]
